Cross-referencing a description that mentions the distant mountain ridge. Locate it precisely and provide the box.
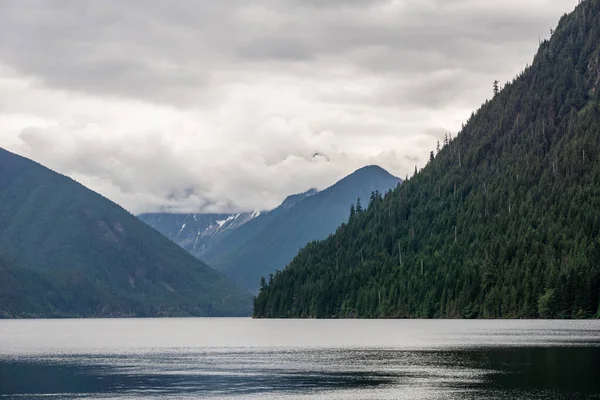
[203,166,401,291]
[277,189,319,211]
[138,211,261,257]
[0,147,252,318]
[192,188,320,264]
[141,166,401,291]
[139,188,318,259]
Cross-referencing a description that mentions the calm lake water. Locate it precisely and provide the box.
[1,319,599,399]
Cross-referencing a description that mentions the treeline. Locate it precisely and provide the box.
[254,0,600,319]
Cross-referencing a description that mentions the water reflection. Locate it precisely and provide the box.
[2,356,394,397]
[1,319,599,399]
[2,347,600,399]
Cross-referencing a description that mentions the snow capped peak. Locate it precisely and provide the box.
[251,210,261,218]
[216,215,236,227]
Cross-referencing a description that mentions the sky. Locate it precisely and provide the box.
[0,0,579,214]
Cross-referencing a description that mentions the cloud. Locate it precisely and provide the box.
[0,0,574,105]
[0,0,579,213]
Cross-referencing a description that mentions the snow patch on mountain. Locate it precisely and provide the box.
[216,215,235,227]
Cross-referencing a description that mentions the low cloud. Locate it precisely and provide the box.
[0,0,579,213]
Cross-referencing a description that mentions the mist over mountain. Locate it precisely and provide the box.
[139,166,400,291]
[138,211,261,257]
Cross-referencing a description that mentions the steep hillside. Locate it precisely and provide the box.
[254,0,600,319]
[196,189,318,263]
[204,166,401,291]
[137,211,260,256]
[0,148,252,318]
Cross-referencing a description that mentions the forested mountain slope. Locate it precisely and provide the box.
[0,148,252,318]
[254,0,600,319]
[204,166,401,291]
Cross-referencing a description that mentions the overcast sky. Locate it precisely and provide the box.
[0,0,578,214]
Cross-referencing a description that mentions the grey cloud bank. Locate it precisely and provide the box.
[0,0,578,213]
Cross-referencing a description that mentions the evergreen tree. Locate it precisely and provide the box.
[253,0,600,320]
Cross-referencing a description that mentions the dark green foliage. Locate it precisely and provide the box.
[0,148,253,318]
[254,0,600,319]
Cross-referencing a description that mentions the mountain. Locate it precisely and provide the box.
[138,189,318,260]
[190,188,317,259]
[201,166,401,291]
[254,0,600,319]
[276,188,320,212]
[0,148,252,318]
[137,211,261,257]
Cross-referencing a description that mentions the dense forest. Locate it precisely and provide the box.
[0,148,252,318]
[254,0,600,319]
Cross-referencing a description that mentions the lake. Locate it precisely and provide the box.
[1,319,599,399]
